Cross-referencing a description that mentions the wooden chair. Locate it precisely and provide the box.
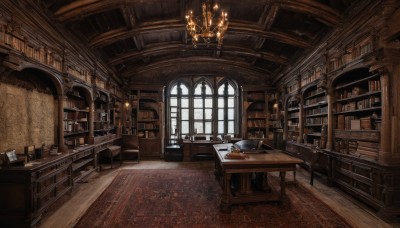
[122,135,140,163]
[100,145,122,170]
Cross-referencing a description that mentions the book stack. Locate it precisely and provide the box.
[337,115,345,129]
[356,141,379,160]
[350,119,361,130]
[360,117,372,130]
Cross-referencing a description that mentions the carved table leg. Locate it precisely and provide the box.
[279,171,287,206]
[220,172,232,212]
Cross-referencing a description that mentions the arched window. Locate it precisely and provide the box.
[169,82,189,144]
[193,80,213,135]
[217,81,236,138]
[167,78,238,144]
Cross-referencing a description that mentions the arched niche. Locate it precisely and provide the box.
[0,67,63,153]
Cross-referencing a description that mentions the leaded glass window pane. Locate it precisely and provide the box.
[182,121,189,134]
[170,85,178,95]
[227,84,235,95]
[205,122,212,133]
[181,84,189,95]
[205,98,212,108]
[218,121,224,133]
[218,86,224,95]
[227,98,234,107]
[182,109,189,120]
[205,109,212,119]
[181,98,189,108]
[194,122,203,133]
[193,98,203,108]
[194,109,203,119]
[218,109,224,120]
[194,84,202,95]
[218,98,224,107]
[204,84,212,95]
[170,98,177,106]
[228,121,234,133]
[228,108,234,119]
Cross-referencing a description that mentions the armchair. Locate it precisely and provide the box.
[122,135,140,163]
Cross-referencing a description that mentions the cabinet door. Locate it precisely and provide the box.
[139,138,161,157]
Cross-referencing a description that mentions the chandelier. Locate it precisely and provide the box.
[185,0,229,48]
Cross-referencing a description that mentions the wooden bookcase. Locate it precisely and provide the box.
[303,85,328,149]
[64,89,90,148]
[94,91,110,137]
[128,87,164,158]
[333,69,381,161]
[243,90,267,140]
[286,96,300,142]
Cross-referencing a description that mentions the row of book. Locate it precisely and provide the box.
[368,80,381,92]
[305,106,327,116]
[247,120,265,127]
[336,96,380,112]
[337,115,374,130]
[138,110,156,119]
[305,116,328,125]
[64,99,87,110]
[335,139,379,161]
[304,96,326,106]
[138,123,159,130]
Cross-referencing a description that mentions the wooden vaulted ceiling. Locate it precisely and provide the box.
[40,0,354,85]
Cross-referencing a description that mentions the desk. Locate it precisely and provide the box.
[182,140,223,161]
[213,143,302,211]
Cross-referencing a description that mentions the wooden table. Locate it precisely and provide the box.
[213,143,303,211]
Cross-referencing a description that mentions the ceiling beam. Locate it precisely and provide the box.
[89,21,312,49]
[54,0,340,27]
[121,56,272,78]
[109,44,289,66]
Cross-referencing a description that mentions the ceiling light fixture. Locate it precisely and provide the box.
[185,0,229,49]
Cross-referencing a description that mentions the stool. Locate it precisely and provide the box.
[100,146,122,170]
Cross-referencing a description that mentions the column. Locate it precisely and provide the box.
[58,95,65,152]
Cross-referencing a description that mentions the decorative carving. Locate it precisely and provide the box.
[63,76,74,95]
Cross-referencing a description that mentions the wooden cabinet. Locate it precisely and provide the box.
[70,147,95,184]
[0,155,72,228]
[64,89,90,148]
[139,138,161,158]
[303,85,328,149]
[333,69,381,161]
[327,150,400,219]
[0,137,121,227]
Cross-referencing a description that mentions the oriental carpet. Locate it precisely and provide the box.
[74,169,350,228]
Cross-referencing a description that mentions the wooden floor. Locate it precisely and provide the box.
[39,160,399,228]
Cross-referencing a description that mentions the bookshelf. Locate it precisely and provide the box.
[303,85,328,149]
[129,87,164,158]
[94,91,111,137]
[333,69,381,161]
[286,96,300,142]
[244,91,267,140]
[64,88,90,148]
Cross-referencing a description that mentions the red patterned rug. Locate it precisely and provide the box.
[74,169,350,227]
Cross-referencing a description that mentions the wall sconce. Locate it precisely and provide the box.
[124,101,130,108]
[273,103,278,109]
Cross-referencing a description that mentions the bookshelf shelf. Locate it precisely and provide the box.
[333,69,381,161]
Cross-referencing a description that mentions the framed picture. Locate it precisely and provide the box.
[5,150,18,162]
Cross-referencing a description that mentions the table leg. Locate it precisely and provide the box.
[220,172,232,212]
[279,171,286,205]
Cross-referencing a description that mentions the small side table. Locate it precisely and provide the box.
[164,145,183,161]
